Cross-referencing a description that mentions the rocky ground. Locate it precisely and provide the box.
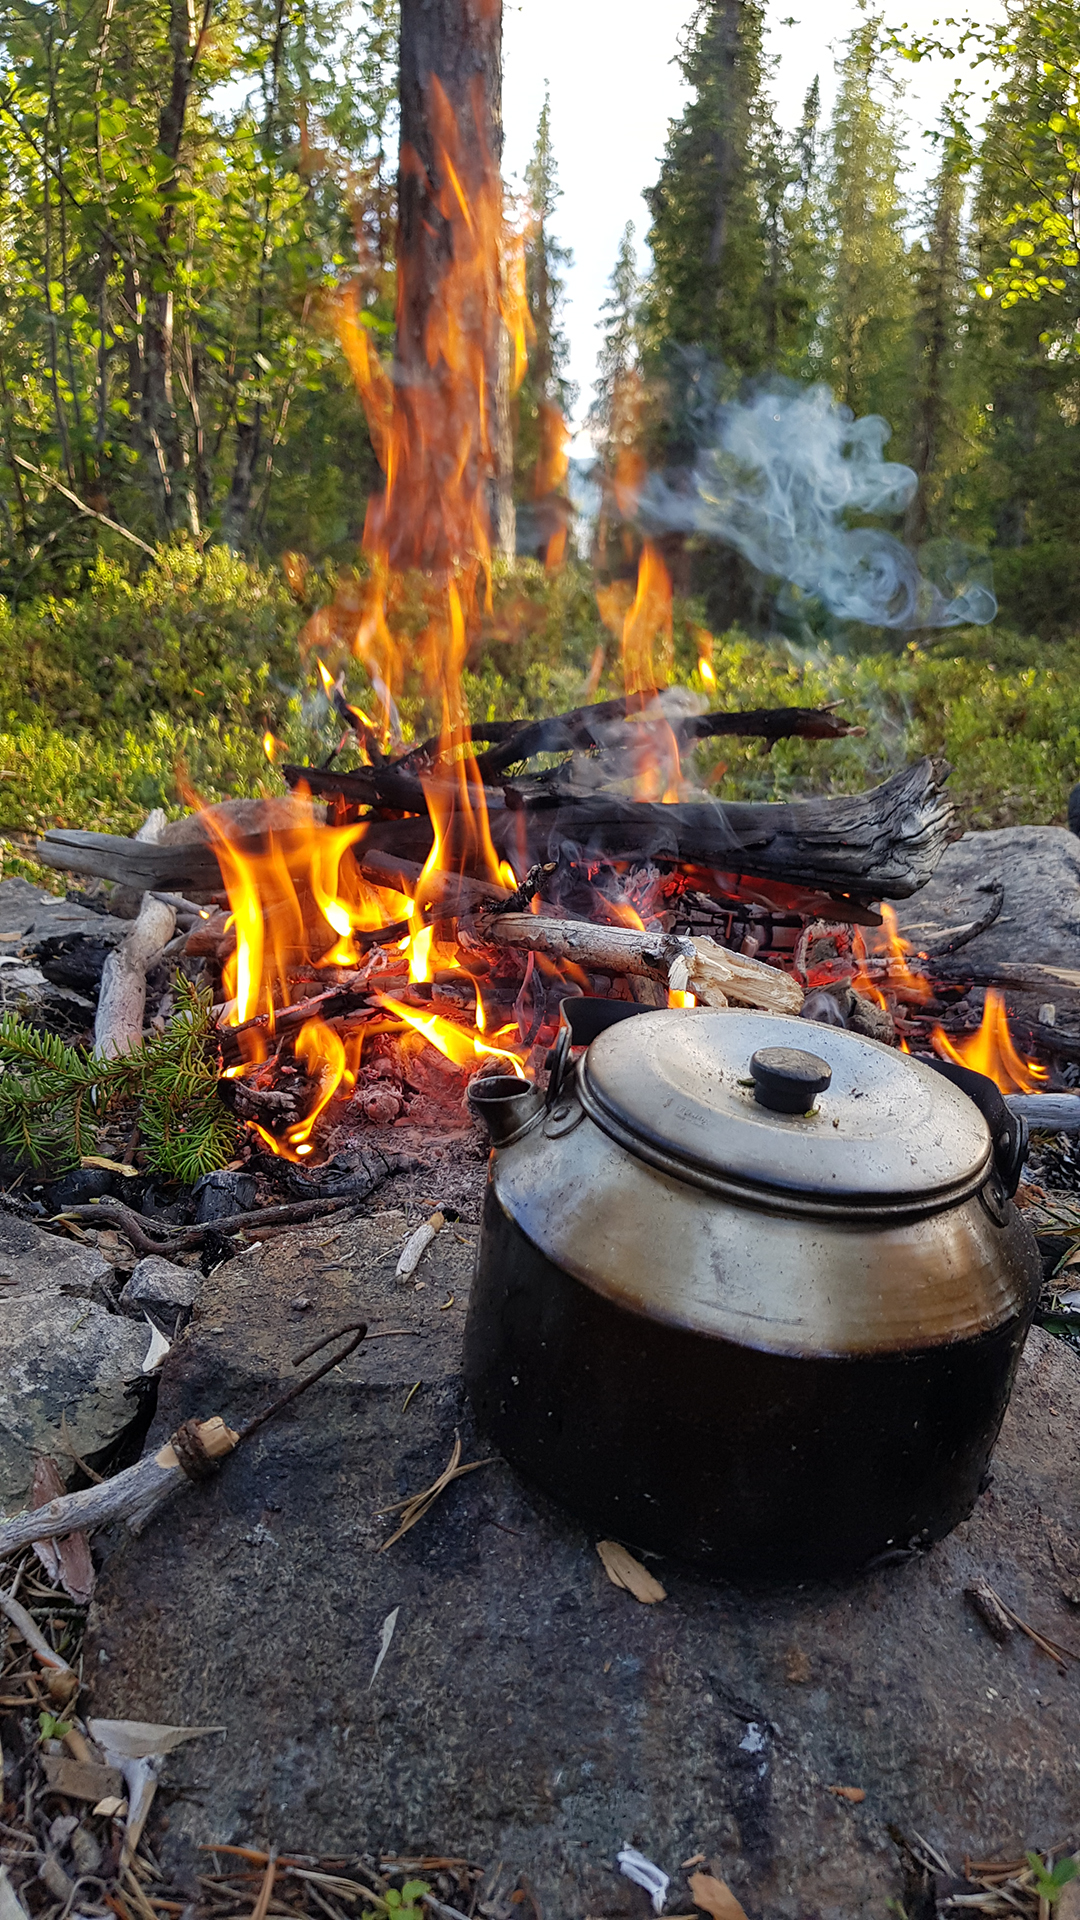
[3,830,1080,1918]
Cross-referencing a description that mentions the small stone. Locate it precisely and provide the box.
[290,1295,313,1312]
[120,1255,200,1312]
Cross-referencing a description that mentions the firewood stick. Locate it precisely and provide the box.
[0,1419,239,1554]
[93,893,176,1056]
[94,814,176,1058]
[480,913,803,1015]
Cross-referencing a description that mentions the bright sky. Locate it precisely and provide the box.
[501,1,1003,441]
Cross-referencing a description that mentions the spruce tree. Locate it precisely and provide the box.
[644,0,772,377]
[818,16,914,429]
[515,88,575,548]
[962,4,1080,634]
[588,222,643,468]
[905,143,969,548]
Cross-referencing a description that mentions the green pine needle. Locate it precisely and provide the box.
[0,974,237,1181]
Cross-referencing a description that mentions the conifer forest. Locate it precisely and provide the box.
[0,0,1078,844]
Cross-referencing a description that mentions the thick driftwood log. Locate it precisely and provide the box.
[37,758,954,905]
[482,913,804,1015]
[356,757,955,903]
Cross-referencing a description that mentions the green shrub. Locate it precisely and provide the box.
[2,545,1079,902]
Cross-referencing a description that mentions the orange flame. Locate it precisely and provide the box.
[204,71,543,1160]
[693,626,716,689]
[621,542,673,699]
[876,902,934,1005]
[932,989,1048,1095]
[339,76,526,586]
[378,993,526,1077]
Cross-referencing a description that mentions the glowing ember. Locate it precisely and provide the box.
[932,989,1048,1095]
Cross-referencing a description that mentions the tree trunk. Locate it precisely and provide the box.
[705,0,740,270]
[393,0,513,569]
[143,0,211,531]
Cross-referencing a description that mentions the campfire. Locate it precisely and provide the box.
[29,63,1065,1168]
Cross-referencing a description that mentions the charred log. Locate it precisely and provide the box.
[36,758,955,906]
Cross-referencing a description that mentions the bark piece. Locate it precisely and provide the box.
[596,1540,666,1604]
[688,1872,750,1920]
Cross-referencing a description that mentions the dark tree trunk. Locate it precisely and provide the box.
[705,0,740,270]
[391,0,513,569]
[143,0,211,531]
[905,165,963,550]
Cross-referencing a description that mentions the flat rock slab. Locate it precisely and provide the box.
[895,825,1080,976]
[84,1206,1080,1919]
[0,875,123,944]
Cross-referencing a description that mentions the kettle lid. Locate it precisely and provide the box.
[579,1008,992,1210]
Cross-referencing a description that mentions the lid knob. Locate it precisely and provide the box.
[750,1046,832,1115]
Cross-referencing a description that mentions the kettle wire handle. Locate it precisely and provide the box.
[545,1022,573,1109]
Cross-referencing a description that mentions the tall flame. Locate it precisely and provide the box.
[213,73,546,1158]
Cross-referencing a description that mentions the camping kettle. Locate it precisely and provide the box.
[462,1003,1041,1578]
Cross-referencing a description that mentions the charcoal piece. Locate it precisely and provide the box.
[33,933,114,998]
[139,1183,192,1225]
[194,1169,258,1222]
[41,1166,118,1211]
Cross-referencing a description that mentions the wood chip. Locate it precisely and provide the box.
[395,1212,444,1280]
[31,1457,95,1604]
[827,1785,866,1803]
[965,1579,1014,1644]
[41,1754,125,1803]
[688,1871,750,1919]
[596,1540,666,1604]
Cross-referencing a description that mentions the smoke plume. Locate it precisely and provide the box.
[639,382,996,629]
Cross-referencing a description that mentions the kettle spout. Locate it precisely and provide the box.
[468,1073,544,1148]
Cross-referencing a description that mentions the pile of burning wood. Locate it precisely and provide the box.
[31,671,1062,1169]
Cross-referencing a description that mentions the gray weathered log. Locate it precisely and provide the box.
[37,758,956,906]
[1006,1094,1080,1134]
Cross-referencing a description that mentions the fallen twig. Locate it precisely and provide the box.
[966,1577,1078,1669]
[50,1193,358,1255]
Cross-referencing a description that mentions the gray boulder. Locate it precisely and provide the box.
[0,1212,111,1300]
[0,1293,150,1510]
[894,825,1080,973]
[0,1213,150,1510]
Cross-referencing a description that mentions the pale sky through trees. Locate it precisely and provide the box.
[501,0,1004,443]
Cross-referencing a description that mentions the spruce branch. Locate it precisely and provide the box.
[0,977,236,1181]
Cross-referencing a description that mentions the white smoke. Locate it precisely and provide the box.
[640,383,996,628]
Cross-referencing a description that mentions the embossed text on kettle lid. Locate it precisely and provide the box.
[580,1008,992,1207]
